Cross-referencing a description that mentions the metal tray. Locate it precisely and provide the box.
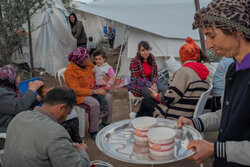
[96,118,202,165]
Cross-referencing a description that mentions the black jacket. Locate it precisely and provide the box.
[214,62,250,167]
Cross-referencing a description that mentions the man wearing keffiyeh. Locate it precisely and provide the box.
[177,0,250,166]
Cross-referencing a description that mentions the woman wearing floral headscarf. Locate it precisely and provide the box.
[0,65,44,133]
[177,0,250,166]
[136,37,209,119]
[64,47,112,139]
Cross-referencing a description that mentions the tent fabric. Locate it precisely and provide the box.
[14,0,76,76]
[75,0,210,40]
[34,1,75,75]
[113,22,128,49]
[127,27,168,58]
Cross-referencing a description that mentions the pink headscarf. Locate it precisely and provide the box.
[68,47,89,65]
[0,65,22,98]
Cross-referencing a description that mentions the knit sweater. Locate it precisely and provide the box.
[155,62,209,119]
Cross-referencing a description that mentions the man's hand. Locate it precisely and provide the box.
[28,80,44,93]
[149,88,158,100]
[73,142,88,152]
[177,116,194,129]
[187,140,214,164]
[94,88,107,96]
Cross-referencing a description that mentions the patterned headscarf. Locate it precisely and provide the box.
[193,0,250,39]
[0,65,22,98]
[68,47,89,65]
[179,37,200,63]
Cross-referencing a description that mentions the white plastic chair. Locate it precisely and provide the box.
[56,67,66,86]
[128,91,143,118]
[158,67,169,83]
[193,83,213,118]
[192,83,213,167]
[74,106,86,138]
[56,67,86,137]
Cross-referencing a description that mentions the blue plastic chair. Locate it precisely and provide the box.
[19,77,42,106]
[19,77,40,94]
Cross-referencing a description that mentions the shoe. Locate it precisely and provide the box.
[89,132,98,140]
[99,123,110,130]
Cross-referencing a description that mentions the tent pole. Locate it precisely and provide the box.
[194,0,207,57]
[115,43,123,76]
[28,16,34,77]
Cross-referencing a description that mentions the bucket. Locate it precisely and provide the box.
[132,142,150,160]
[147,127,176,157]
[132,117,157,144]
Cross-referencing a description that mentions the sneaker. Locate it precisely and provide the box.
[89,132,98,140]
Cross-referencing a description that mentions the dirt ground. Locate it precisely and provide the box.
[36,41,217,167]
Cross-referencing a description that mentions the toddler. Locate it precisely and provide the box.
[92,49,115,119]
[87,36,96,59]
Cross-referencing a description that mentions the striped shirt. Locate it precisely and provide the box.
[155,66,209,119]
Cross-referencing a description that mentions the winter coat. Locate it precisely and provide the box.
[71,20,87,45]
[64,60,95,104]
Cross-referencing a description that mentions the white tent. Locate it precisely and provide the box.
[34,0,77,75]
[14,0,76,76]
[72,0,210,77]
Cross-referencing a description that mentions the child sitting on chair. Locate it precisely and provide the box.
[38,84,82,143]
[91,49,115,120]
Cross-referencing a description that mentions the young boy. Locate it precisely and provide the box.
[38,84,82,143]
[87,36,96,59]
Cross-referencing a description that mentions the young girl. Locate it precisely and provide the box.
[92,49,115,120]
[93,49,115,89]
[128,41,160,97]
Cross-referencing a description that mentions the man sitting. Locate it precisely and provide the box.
[3,87,90,167]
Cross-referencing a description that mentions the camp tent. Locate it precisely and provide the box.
[13,0,76,76]
[72,0,210,78]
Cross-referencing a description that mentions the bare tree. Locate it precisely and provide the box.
[0,0,52,66]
